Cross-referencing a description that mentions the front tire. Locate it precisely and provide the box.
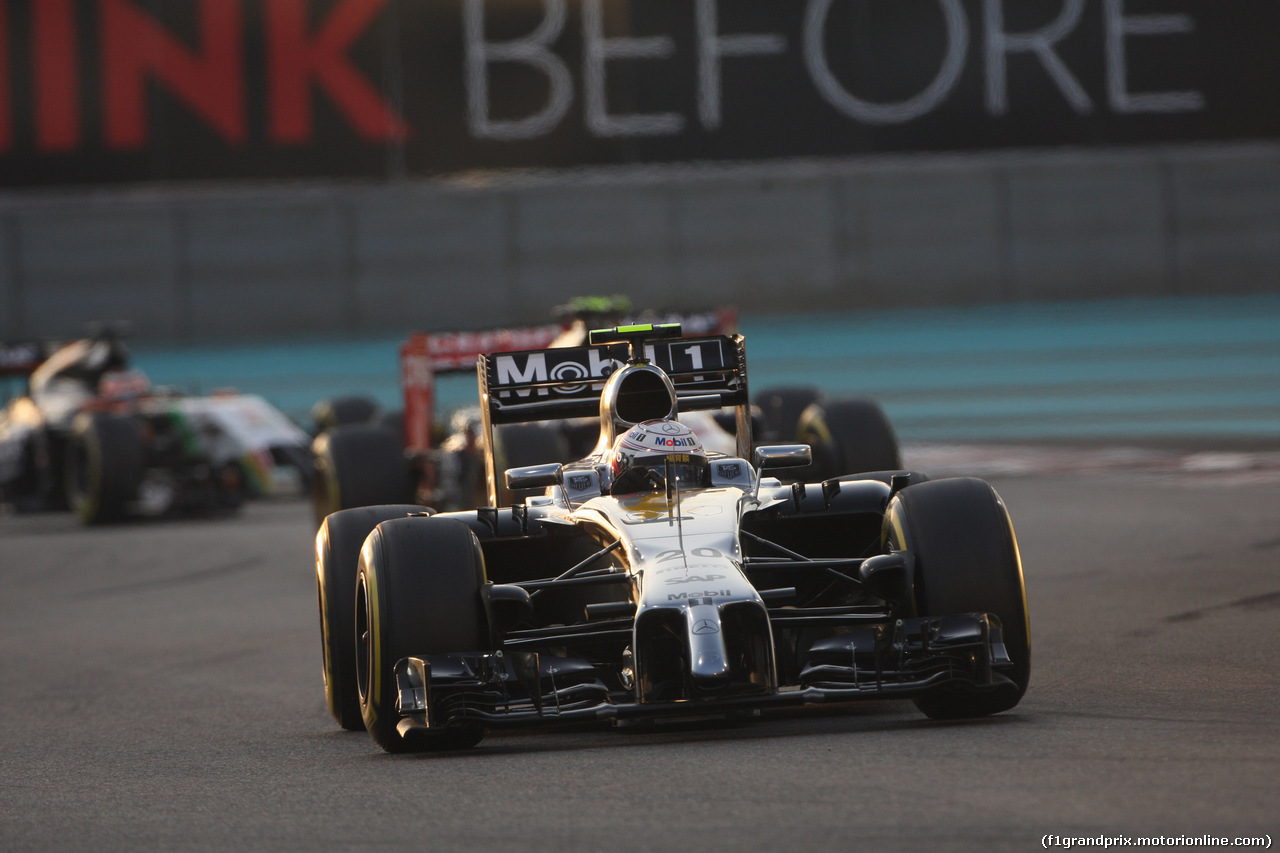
[64,412,146,524]
[885,477,1030,719]
[316,504,426,731]
[357,517,489,752]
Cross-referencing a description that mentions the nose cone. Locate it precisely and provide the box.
[687,604,731,685]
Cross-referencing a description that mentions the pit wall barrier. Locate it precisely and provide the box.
[2,141,1277,343]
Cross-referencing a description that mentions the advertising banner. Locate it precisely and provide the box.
[1,0,1276,187]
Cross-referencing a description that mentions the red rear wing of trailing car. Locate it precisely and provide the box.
[398,307,738,454]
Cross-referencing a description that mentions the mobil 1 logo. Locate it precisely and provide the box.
[645,338,730,377]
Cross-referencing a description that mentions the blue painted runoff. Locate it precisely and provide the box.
[120,294,1279,444]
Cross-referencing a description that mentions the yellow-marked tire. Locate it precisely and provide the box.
[754,385,823,443]
[797,397,900,482]
[493,422,572,505]
[316,504,426,731]
[64,412,145,524]
[311,423,413,527]
[885,477,1030,719]
[311,395,379,433]
[356,517,489,752]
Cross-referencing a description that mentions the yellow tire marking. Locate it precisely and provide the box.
[360,534,382,724]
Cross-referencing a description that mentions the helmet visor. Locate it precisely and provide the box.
[629,453,709,489]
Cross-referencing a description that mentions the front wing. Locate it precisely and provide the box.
[390,612,1016,736]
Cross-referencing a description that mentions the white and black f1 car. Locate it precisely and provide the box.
[0,331,311,523]
[315,324,1029,752]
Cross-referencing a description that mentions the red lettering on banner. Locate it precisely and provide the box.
[35,0,80,152]
[266,0,408,144]
[0,0,9,151]
[101,0,246,150]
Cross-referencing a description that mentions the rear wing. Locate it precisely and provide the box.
[477,333,750,506]
[0,341,56,378]
[479,334,749,425]
[1,341,59,402]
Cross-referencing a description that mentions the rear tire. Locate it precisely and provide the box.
[797,397,900,481]
[493,422,571,504]
[64,412,145,524]
[312,423,413,526]
[311,395,379,433]
[493,422,571,470]
[754,386,823,443]
[316,504,426,731]
[357,517,489,752]
[885,477,1030,719]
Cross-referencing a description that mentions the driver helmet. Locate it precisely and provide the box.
[609,419,710,494]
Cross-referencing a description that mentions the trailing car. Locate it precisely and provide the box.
[315,323,1029,752]
[0,330,311,523]
[310,301,899,522]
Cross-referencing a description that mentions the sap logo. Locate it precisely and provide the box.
[667,590,730,601]
[665,574,726,586]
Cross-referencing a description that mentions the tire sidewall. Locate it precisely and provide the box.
[311,423,412,526]
[316,504,424,730]
[797,397,901,481]
[65,412,145,524]
[885,477,1030,716]
[754,386,823,443]
[493,422,571,505]
[357,517,489,751]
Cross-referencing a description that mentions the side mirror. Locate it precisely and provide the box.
[752,444,813,471]
[505,462,563,491]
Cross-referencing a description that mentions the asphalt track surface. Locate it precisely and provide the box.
[2,455,1278,852]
